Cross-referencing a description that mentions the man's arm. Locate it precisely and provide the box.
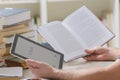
[52,67,107,80]
[25,47,120,80]
[26,59,120,80]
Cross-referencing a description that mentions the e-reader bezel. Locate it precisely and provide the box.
[10,34,64,69]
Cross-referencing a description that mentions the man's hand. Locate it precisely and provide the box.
[25,59,57,79]
[84,47,120,61]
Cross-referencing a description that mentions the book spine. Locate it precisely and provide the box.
[1,27,32,37]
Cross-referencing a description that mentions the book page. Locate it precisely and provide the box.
[38,21,87,62]
[62,6,115,48]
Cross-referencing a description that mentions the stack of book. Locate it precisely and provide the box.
[0,8,37,56]
[0,8,38,68]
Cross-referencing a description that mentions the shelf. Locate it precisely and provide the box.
[48,0,81,2]
[0,0,81,4]
[0,0,39,4]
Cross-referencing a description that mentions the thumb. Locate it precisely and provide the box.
[85,48,96,55]
[84,55,103,61]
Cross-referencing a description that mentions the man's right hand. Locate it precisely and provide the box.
[84,47,120,61]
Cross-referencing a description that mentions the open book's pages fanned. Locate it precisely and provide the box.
[38,6,115,62]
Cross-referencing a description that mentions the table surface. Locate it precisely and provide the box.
[22,58,114,79]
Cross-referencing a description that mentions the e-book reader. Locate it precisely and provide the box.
[10,34,64,69]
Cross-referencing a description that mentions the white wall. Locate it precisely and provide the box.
[108,0,120,47]
[47,0,111,21]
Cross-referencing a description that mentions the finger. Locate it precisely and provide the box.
[85,47,107,55]
[25,59,36,64]
[83,55,102,61]
[25,59,34,68]
[25,59,41,69]
[85,48,97,55]
[25,59,36,69]
[25,59,49,68]
[83,56,90,60]
[83,55,93,61]
[26,59,42,66]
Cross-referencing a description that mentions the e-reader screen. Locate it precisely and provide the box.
[10,34,64,69]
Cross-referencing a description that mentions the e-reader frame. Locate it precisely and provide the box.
[10,34,64,69]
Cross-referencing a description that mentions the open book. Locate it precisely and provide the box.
[38,6,115,62]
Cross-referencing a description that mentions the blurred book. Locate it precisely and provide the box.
[0,43,6,55]
[1,19,37,43]
[0,58,6,67]
[0,43,11,56]
[0,35,4,44]
[0,43,5,49]
[3,31,37,44]
[0,77,20,80]
[0,20,30,31]
[5,56,28,69]
[2,44,11,56]
[0,67,22,77]
[0,8,31,29]
[0,21,29,37]
[1,27,32,37]
[0,48,6,55]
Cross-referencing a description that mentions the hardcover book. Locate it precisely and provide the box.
[5,56,28,69]
[0,8,31,29]
[0,67,22,77]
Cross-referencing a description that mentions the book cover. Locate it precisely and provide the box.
[38,6,115,62]
[0,77,20,80]
[0,8,29,17]
[0,23,29,32]
[1,27,32,37]
[0,8,31,28]
[0,20,30,31]
[5,56,28,69]
[3,31,37,44]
